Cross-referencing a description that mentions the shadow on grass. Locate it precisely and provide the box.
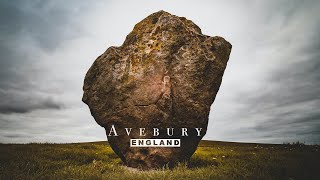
[187,156,219,168]
[106,153,120,159]
[112,156,219,171]
[102,150,219,170]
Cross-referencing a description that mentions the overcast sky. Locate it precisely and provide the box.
[0,0,319,144]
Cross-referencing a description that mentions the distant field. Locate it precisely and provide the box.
[0,140,319,179]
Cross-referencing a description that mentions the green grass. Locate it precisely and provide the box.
[0,140,319,179]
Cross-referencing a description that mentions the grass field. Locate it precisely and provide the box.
[0,140,319,179]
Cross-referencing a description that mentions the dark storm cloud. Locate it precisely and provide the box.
[0,0,91,114]
[0,0,107,143]
[234,1,320,143]
[206,0,320,144]
[0,93,62,114]
[242,51,320,111]
[244,55,320,142]
[0,0,106,143]
[0,0,89,51]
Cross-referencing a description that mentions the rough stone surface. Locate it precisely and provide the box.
[82,10,232,169]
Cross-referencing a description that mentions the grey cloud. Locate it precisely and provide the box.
[0,0,93,114]
[0,95,62,114]
[205,0,320,144]
[243,58,320,143]
[0,0,90,51]
[0,0,104,143]
[239,33,320,140]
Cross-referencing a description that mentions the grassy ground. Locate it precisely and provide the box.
[0,140,319,180]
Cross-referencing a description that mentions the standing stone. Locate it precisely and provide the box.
[82,10,232,169]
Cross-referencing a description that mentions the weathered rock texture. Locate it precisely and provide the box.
[82,10,232,169]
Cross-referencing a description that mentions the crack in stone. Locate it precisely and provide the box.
[133,91,164,107]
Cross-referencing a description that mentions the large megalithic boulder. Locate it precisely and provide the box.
[82,10,232,169]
